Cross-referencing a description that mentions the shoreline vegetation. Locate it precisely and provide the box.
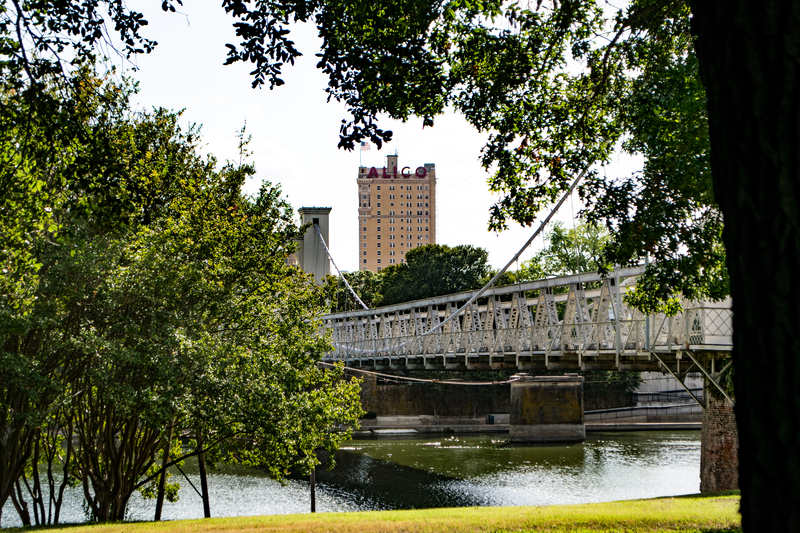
[7,491,741,532]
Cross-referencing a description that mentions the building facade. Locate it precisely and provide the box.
[358,155,436,271]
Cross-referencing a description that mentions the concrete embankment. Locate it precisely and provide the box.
[353,414,700,436]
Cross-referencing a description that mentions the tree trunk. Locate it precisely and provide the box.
[154,422,174,521]
[197,439,211,518]
[690,1,800,530]
[10,482,31,527]
[52,417,74,525]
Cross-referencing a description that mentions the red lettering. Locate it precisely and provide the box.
[415,167,427,178]
[401,166,411,177]
[367,167,379,178]
[382,167,392,178]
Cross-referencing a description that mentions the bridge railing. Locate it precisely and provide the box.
[322,266,732,365]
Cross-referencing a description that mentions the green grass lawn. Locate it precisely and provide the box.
[13,492,741,533]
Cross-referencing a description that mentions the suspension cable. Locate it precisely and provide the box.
[416,166,589,337]
[313,223,369,310]
[319,362,521,385]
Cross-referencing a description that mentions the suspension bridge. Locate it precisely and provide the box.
[320,265,733,405]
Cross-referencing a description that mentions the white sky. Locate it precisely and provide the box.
[120,3,641,272]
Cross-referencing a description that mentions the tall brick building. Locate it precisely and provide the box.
[357,155,437,271]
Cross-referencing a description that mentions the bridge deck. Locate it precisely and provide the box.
[322,266,732,374]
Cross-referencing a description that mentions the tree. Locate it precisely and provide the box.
[324,269,383,311]
[0,73,167,525]
[380,244,491,305]
[519,221,611,280]
[689,2,800,528]
[1,76,362,525]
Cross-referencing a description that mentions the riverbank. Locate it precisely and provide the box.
[9,492,740,532]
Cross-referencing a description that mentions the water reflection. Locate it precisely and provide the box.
[0,431,700,527]
[319,431,700,508]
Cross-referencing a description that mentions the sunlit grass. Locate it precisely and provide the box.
[14,491,740,533]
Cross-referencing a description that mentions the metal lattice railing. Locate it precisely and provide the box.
[322,266,732,370]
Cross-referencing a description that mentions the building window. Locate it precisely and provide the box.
[390,194,395,199]
[425,227,429,231]
[377,242,381,247]
[417,226,422,231]
[377,251,381,256]
[418,185,422,190]
[377,234,381,239]
[390,211,395,215]
[425,218,429,223]
[390,235,395,240]
[407,194,411,199]
[377,203,381,207]
[425,195,428,199]
[377,227,381,231]
[363,226,367,231]
[377,211,381,215]
[390,185,395,190]
[417,211,422,215]
[390,259,395,264]
[390,251,395,256]
[390,226,394,231]
[425,203,429,207]
[418,235,422,240]
[425,185,429,190]
[377,185,381,190]
[425,211,429,215]
[363,259,367,264]
[390,243,395,248]
[362,194,367,198]
[426,235,429,239]
[400,242,404,247]
[390,203,394,206]
[390,218,395,223]
[363,251,367,255]
[363,243,367,247]
[377,219,381,223]
[417,194,422,199]
[377,259,382,264]
[377,194,381,199]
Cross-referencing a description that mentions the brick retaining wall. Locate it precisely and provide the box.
[359,376,633,417]
[700,394,739,492]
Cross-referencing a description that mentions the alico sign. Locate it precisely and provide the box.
[366,166,427,178]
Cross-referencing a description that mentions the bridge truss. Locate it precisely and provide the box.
[322,266,733,405]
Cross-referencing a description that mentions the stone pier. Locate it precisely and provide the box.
[510,375,586,443]
[700,393,739,492]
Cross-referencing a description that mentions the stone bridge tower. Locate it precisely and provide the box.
[292,207,332,285]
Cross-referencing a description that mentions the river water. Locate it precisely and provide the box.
[1,430,700,527]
